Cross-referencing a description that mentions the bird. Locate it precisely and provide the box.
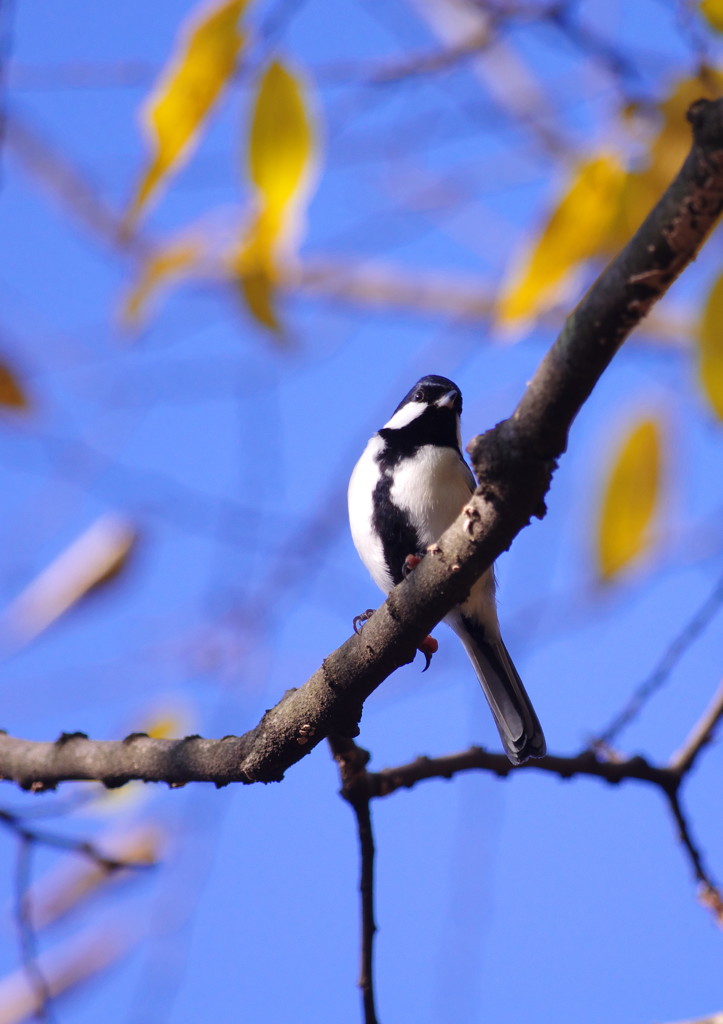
[347,374,546,765]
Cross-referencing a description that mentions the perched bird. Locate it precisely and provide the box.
[348,374,546,764]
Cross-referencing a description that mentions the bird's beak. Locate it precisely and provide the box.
[436,390,458,409]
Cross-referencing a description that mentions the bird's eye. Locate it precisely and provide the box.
[414,390,424,401]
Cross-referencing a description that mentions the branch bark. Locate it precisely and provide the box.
[1,99,723,791]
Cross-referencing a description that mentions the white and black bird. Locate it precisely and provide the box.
[348,374,546,765]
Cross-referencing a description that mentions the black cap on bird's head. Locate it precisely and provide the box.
[393,375,462,417]
[380,375,463,451]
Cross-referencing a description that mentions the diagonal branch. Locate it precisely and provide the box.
[0,99,723,791]
[594,571,723,748]
[669,678,723,777]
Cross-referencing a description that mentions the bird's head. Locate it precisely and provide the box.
[380,375,463,451]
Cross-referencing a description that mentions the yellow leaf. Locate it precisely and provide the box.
[248,60,315,217]
[6,516,137,644]
[121,237,204,327]
[239,263,282,333]
[142,704,195,739]
[236,59,317,332]
[498,154,625,326]
[596,419,662,582]
[700,0,723,33]
[126,0,250,229]
[234,210,284,334]
[612,73,723,243]
[0,361,29,410]
[697,272,723,419]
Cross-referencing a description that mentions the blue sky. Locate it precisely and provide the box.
[0,1,721,1022]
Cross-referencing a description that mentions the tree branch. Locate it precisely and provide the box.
[344,734,723,927]
[364,746,679,796]
[1,99,723,791]
[669,678,723,777]
[329,736,380,1024]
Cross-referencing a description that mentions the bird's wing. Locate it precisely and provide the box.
[458,451,477,494]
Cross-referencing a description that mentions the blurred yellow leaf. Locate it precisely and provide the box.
[248,60,315,215]
[597,418,663,582]
[143,704,194,738]
[6,516,137,643]
[497,154,625,326]
[236,59,317,333]
[235,211,284,332]
[612,73,723,243]
[121,237,204,327]
[125,0,251,229]
[239,264,282,332]
[0,361,29,410]
[697,272,723,419]
[700,0,723,32]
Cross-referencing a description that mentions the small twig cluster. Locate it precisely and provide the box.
[329,679,723,1024]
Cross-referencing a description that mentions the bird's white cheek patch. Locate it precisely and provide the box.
[382,401,427,431]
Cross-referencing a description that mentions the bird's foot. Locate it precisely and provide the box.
[353,609,376,634]
[403,553,424,578]
[418,634,438,672]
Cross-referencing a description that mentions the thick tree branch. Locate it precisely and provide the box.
[1,99,723,791]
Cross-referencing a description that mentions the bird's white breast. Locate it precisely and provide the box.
[391,444,473,548]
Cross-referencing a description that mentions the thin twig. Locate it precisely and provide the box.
[14,835,54,1022]
[594,568,723,747]
[669,679,723,777]
[353,796,378,1024]
[664,789,723,922]
[363,739,723,926]
[366,746,678,796]
[329,737,380,1024]
[0,808,152,872]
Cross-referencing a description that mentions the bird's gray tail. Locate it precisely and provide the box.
[455,616,546,765]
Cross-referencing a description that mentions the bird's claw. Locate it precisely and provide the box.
[418,635,438,672]
[353,609,375,634]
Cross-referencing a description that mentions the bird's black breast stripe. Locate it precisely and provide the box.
[372,403,463,585]
[371,469,420,587]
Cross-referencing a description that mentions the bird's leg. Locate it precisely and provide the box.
[401,553,438,671]
[353,609,376,634]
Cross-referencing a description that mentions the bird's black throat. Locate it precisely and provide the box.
[378,404,459,462]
